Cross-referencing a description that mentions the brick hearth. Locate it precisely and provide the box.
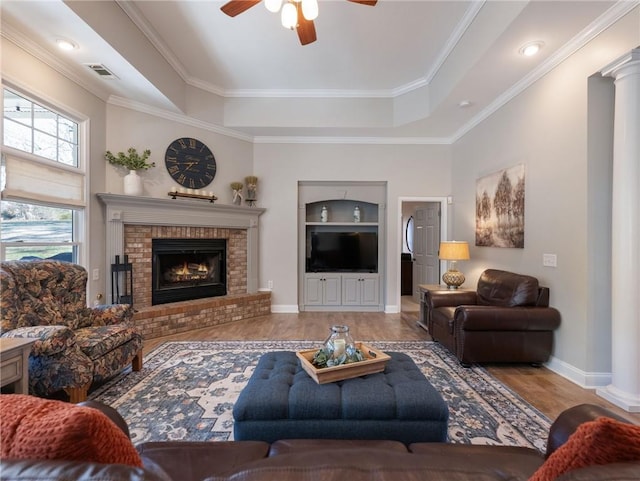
[133,292,271,339]
[97,194,268,339]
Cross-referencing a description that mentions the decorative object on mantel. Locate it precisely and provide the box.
[230,182,243,205]
[168,188,217,203]
[105,148,154,196]
[353,205,361,223]
[245,176,258,206]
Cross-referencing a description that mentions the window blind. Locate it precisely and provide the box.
[2,154,85,208]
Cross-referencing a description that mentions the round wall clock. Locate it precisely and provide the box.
[164,137,216,188]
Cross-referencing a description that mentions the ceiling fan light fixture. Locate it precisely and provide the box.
[265,0,282,13]
[281,2,297,29]
[301,0,318,20]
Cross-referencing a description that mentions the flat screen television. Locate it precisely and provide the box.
[307,231,378,273]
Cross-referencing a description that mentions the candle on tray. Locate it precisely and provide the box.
[333,339,346,357]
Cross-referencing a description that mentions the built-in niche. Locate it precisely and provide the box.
[298,181,387,312]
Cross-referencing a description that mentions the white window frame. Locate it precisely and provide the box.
[1,84,88,267]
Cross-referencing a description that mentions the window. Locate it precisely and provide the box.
[0,201,79,262]
[1,87,85,264]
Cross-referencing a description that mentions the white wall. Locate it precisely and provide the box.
[104,104,253,203]
[1,38,108,304]
[4,4,638,388]
[253,143,451,312]
[450,7,640,384]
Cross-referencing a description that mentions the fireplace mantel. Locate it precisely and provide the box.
[97,193,265,302]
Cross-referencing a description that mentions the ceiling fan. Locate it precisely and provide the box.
[220,0,377,46]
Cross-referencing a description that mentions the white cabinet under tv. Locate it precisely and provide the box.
[304,273,380,308]
[304,274,341,306]
[341,274,380,306]
[298,181,386,312]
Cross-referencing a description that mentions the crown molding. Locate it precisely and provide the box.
[217,86,394,99]
[252,135,451,145]
[5,1,636,147]
[450,0,639,143]
[116,0,190,82]
[116,0,479,101]
[423,0,485,84]
[0,21,111,103]
[601,47,640,77]
[107,95,253,143]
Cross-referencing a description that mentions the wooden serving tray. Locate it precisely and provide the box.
[296,342,391,384]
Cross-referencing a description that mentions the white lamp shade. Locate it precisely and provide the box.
[265,0,282,13]
[301,0,318,20]
[281,2,297,28]
[439,241,470,261]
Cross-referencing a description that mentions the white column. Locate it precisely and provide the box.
[597,50,640,412]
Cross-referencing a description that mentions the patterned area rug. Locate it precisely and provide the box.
[89,340,550,451]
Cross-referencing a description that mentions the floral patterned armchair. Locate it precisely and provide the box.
[0,260,143,402]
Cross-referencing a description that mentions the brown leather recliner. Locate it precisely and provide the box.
[425,269,561,367]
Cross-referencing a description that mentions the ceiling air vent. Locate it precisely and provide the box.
[84,63,118,79]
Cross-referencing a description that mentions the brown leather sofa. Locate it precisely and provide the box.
[1,402,639,480]
[424,269,561,366]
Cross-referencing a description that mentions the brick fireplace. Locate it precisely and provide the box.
[97,194,269,339]
[125,225,243,308]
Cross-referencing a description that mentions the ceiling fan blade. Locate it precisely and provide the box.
[296,4,317,45]
[220,0,261,17]
[347,0,378,5]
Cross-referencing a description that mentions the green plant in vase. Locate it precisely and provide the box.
[105,148,154,171]
[105,147,154,196]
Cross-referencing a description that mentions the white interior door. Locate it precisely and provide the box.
[412,203,441,301]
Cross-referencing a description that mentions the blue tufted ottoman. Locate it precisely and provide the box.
[233,351,448,444]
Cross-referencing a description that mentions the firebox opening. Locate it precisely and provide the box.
[152,238,226,305]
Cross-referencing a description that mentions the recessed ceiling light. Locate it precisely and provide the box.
[458,100,472,108]
[56,38,78,51]
[519,41,544,57]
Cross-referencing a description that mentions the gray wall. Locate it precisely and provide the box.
[449,8,639,384]
[2,5,639,388]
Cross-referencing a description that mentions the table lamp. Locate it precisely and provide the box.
[439,241,470,289]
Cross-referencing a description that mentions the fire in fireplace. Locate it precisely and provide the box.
[152,238,226,305]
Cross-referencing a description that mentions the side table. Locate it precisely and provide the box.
[0,338,35,394]
[418,284,474,333]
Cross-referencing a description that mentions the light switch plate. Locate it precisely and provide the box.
[543,254,557,267]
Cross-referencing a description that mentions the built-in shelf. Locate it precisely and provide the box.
[297,182,386,312]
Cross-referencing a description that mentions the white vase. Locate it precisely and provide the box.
[123,170,143,196]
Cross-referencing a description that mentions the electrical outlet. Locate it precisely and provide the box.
[92,268,100,280]
[268,280,273,289]
[542,254,557,267]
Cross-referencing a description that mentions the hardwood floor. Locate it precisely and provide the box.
[142,310,639,424]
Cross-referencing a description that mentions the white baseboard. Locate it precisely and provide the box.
[385,305,400,314]
[271,304,299,313]
[596,385,640,412]
[545,355,612,389]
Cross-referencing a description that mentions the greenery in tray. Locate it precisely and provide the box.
[105,148,155,171]
[312,345,365,368]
